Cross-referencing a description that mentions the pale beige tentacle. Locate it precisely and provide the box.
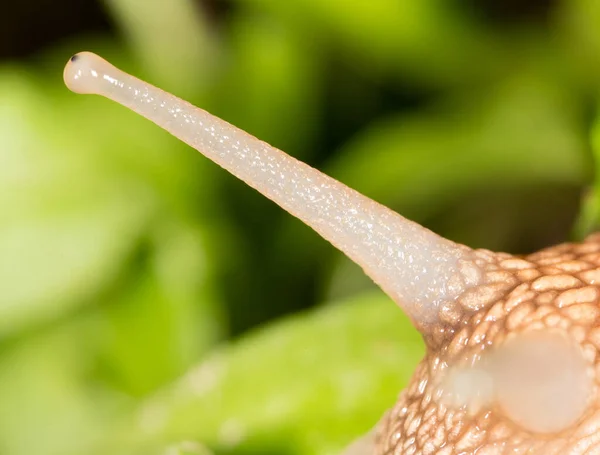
[63,51,489,331]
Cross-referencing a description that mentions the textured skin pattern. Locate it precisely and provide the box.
[373,233,600,455]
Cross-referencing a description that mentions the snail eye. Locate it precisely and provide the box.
[490,330,593,434]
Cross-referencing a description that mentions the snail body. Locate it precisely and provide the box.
[64,52,600,455]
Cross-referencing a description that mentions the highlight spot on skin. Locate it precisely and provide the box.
[443,330,593,435]
[64,51,128,97]
[441,366,494,416]
[491,330,592,434]
[64,52,101,94]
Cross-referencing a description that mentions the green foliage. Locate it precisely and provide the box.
[1,0,600,454]
[106,292,423,455]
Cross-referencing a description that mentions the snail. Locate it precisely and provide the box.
[64,51,600,455]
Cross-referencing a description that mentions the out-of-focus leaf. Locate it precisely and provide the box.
[58,95,214,214]
[0,192,152,335]
[276,63,591,300]
[0,70,154,334]
[215,11,320,157]
[329,69,589,219]
[0,219,226,454]
[574,112,600,238]
[143,441,213,455]
[0,45,228,333]
[0,320,122,455]
[101,291,423,455]
[232,0,504,85]
[103,0,217,96]
[573,188,600,239]
[556,0,600,86]
[93,220,224,396]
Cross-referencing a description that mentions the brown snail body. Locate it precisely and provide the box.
[63,52,600,455]
[370,235,600,454]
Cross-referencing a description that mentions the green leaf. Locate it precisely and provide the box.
[214,11,321,157]
[103,0,218,96]
[556,0,600,86]
[102,291,423,455]
[573,112,600,238]
[328,69,589,219]
[0,320,121,455]
[93,220,225,396]
[0,57,223,337]
[230,0,503,84]
[0,70,154,334]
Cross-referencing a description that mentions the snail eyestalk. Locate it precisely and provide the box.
[63,51,485,330]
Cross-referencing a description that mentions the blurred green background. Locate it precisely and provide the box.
[2,0,600,454]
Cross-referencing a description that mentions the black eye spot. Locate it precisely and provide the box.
[70,54,79,63]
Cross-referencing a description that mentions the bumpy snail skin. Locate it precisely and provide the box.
[374,237,600,455]
[65,52,600,455]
